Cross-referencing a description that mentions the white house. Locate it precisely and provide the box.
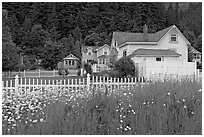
[111,25,197,79]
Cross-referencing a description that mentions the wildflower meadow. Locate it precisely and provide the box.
[2,79,202,135]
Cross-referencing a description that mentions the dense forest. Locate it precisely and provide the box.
[2,2,202,71]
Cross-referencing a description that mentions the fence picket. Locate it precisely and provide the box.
[96,76,98,84]
[24,78,27,91]
[60,80,62,90]
[79,78,81,89]
[68,79,70,90]
[48,80,50,87]
[28,78,30,91]
[75,79,77,90]
[10,80,12,88]
[37,79,39,88]
[128,77,130,90]
[71,79,74,91]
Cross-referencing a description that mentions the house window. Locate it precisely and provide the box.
[123,49,127,56]
[99,59,102,64]
[69,60,72,65]
[170,34,177,42]
[103,58,105,64]
[65,60,68,65]
[156,57,162,61]
[72,60,75,65]
[88,52,92,55]
[87,59,94,64]
[104,51,107,55]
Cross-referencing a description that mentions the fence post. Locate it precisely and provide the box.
[87,73,90,90]
[15,75,19,96]
[194,60,197,76]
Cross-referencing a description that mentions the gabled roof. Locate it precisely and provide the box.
[64,54,79,60]
[81,46,101,52]
[189,45,201,54]
[96,44,110,51]
[113,25,191,46]
[128,49,181,57]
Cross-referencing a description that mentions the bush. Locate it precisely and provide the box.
[109,70,120,78]
[114,56,135,77]
[84,63,92,75]
[77,69,81,76]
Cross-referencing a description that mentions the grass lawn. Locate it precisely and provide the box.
[2,80,202,135]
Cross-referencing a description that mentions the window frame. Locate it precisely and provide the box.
[156,57,162,62]
[72,60,75,65]
[102,58,105,64]
[123,49,127,57]
[69,60,72,65]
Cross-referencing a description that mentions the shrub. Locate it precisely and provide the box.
[114,56,135,77]
[84,63,93,75]
[109,70,120,78]
[77,69,81,76]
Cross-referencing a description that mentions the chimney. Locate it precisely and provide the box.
[143,24,148,41]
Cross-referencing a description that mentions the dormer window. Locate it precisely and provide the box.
[171,34,177,42]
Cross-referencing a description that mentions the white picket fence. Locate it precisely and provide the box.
[2,73,202,97]
[2,74,145,94]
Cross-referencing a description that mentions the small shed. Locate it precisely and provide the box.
[63,54,79,69]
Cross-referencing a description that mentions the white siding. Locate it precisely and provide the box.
[97,46,110,57]
[121,29,188,62]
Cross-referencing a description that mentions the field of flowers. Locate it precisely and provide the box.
[2,79,202,135]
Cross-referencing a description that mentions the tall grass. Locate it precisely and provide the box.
[2,80,202,135]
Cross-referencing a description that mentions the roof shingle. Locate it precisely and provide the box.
[113,25,173,45]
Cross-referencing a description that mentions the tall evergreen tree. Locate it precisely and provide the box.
[166,3,176,26]
[2,9,20,71]
[175,2,180,26]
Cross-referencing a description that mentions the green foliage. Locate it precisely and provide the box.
[109,70,120,78]
[84,63,92,75]
[193,35,202,53]
[114,56,135,77]
[2,9,20,71]
[2,2,202,71]
[183,30,196,45]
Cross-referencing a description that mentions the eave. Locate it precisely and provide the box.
[118,41,158,48]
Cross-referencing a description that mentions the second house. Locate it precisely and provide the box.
[81,44,110,72]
